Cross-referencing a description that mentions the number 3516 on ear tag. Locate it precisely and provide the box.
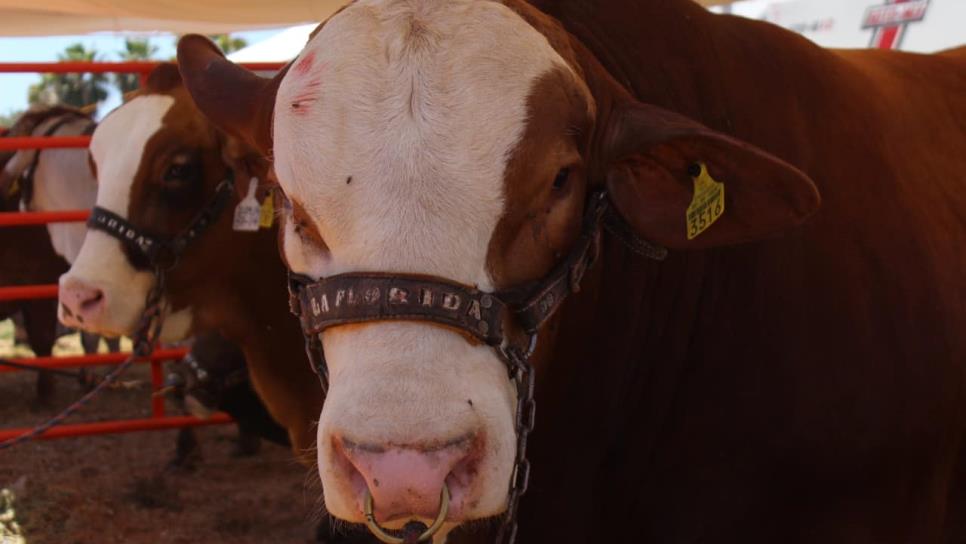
[685,163,725,240]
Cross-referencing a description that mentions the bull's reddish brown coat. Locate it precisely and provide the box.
[507,1,966,542]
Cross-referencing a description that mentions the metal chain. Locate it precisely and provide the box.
[0,269,167,451]
[494,346,537,544]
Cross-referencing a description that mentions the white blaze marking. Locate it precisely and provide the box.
[89,95,174,216]
[272,0,574,523]
[62,95,192,341]
[274,0,569,284]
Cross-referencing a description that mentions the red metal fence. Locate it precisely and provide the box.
[0,60,283,442]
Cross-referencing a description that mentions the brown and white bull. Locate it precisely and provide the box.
[56,64,324,464]
[178,0,966,542]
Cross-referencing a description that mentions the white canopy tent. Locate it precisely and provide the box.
[0,1,335,36]
[0,0,735,37]
[228,24,317,63]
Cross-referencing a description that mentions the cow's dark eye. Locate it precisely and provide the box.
[165,164,187,180]
[162,158,201,188]
[552,168,571,191]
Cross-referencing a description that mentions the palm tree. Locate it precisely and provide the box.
[0,109,23,129]
[28,44,109,114]
[115,38,159,95]
[209,34,248,55]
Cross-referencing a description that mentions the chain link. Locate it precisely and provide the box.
[494,344,537,544]
[0,269,167,451]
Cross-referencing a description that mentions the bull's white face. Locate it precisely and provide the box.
[58,95,193,342]
[273,0,591,532]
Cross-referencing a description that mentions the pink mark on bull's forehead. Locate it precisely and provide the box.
[294,51,317,76]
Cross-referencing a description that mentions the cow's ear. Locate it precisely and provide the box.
[602,100,820,249]
[145,62,182,93]
[177,35,288,155]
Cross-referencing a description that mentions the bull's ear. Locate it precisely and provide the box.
[602,100,820,249]
[177,35,288,155]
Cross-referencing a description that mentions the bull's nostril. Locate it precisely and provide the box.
[60,303,74,318]
[79,291,104,313]
[335,435,483,523]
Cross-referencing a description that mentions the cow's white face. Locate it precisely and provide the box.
[59,94,193,342]
[273,0,593,531]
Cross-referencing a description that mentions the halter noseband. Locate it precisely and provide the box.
[285,189,666,543]
[86,177,235,270]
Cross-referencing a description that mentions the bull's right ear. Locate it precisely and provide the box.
[177,35,289,155]
[601,100,821,249]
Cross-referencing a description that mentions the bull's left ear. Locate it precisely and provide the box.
[602,100,820,249]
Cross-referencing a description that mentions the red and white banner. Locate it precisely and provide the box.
[740,0,966,52]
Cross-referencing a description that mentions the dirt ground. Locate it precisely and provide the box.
[0,321,325,544]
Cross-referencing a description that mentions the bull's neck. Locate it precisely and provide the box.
[539,0,724,117]
[522,4,766,538]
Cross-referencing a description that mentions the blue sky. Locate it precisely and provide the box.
[0,29,279,121]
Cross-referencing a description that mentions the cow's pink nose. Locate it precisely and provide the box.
[58,277,106,327]
[336,437,481,523]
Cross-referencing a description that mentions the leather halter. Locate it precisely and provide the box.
[18,114,96,210]
[288,190,665,381]
[286,190,664,543]
[87,177,235,270]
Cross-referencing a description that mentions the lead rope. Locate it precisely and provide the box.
[0,268,167,451]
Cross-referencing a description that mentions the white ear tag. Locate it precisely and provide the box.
[232,177,261,232]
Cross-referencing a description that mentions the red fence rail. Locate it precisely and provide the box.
[0,284,59,301]
[0,349,188,373]
[0,60,286,441]
[0,61,283,74]
[0,210,90,226]
[0,135,90,151]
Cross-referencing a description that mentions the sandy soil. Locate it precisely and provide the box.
[0,322,325,544]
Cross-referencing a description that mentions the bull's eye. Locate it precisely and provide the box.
[552,167,571,191]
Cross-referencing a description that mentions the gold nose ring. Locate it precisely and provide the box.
[363,486,450,543]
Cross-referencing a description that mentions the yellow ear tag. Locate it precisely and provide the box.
[259,191,275,228]
[685,163,725,240]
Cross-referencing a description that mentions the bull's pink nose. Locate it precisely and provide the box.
[58,276,106,327]
[338,438,480,522]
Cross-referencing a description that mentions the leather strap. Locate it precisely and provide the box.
[288,191,660,356]
[513,191,606,333]
[87,206,165,261]
[603,207,669,260]
[294,274,509,346]
[87,177,235,268]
